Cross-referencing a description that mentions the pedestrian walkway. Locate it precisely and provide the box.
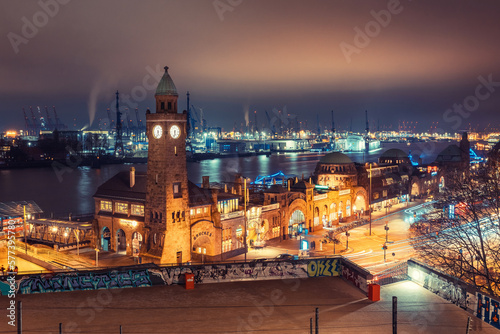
[13,277,498,333]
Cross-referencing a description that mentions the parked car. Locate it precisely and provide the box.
[425,195,434,202]
[275,253,298,261]
[249,257,267,263]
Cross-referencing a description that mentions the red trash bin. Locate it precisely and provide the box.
[185,273,195,290]
[368,284,380,301]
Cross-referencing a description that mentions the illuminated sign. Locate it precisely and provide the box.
[120,219,138,228]
[193,231,213,241]
[339,189,351,196]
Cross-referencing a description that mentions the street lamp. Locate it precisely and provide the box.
[345,231,350,251]
[384,223,389,242]
[95,248,100,267]
[244,178,248,262]
[383,243,388,262]
[369,163,372,236]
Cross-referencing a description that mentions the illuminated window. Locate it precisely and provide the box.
[196,208,201,214]
[204,207,208,213]
[131,204,144,216]
[115,202,128,214]
[100,200,112,212]
[236,226,243,238]
[190,209,194,216]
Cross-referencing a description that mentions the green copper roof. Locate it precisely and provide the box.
[319,152,353,164]
[155,66,178,96]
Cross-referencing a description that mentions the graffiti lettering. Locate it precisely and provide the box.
[307,259,339,277]
[17,269,151,294]
[0,258,369,297]
[477,293,500,329]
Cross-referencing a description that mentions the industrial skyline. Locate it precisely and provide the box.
[2,1,500,132]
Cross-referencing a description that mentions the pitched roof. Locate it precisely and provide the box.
[188,181,215,205]
[93,171,147,201]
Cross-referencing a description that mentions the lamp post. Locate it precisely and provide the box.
[95,248,99,267]
[345,231,350,251]
[383,243,388,262]
[385,223,389,242]
[23,205,27,254]
[369,163,372,236]
[74,228,80,258]
[244,178,247,262]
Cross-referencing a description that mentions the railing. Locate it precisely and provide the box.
[262,203,279,211]
[220,210,244,220]
[329,219,368,236]
[313,194,328,201]
[373,261,409,285]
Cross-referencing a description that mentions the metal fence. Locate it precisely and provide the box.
[373,261,409,286]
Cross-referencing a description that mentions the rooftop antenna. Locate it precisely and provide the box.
[53,106,62,130]
[254,110,258,133]
[365,110,369,153]
[186,91,192,138]
[114,91,124,157]
[317,114,320,135]
[365,110,369,134]
[331,110,335,134]
[45,106,54,129]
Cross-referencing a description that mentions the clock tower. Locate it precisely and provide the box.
[144,66,190,264]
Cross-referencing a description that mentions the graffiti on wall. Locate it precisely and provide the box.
[408,264,469,310]
[150,261,309,286]
[307,259,340,277]
[0,257,369,296]
[421,272,468,309]
[477,293,500,329]
[15,269,151,294]
[342,265,367,293]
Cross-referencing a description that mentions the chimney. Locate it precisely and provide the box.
[130,167,135,188]
[202,176,210,189]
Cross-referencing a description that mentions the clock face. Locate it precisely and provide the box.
[170,125,180,139]
[153,125,162,139]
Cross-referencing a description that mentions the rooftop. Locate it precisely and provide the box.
[155,66,178,96]
[319,151,353,164]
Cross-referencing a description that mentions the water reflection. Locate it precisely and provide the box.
[0,141,458,216]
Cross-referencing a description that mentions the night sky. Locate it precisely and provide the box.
[2,0,500,133]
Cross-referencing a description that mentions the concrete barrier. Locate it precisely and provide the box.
[408,259,500,329]
[0,256,372,296]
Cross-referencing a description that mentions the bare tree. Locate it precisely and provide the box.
[411,163,500,296]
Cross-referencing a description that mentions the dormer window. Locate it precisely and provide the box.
[168,102,172,110]
[161,102,165,110]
